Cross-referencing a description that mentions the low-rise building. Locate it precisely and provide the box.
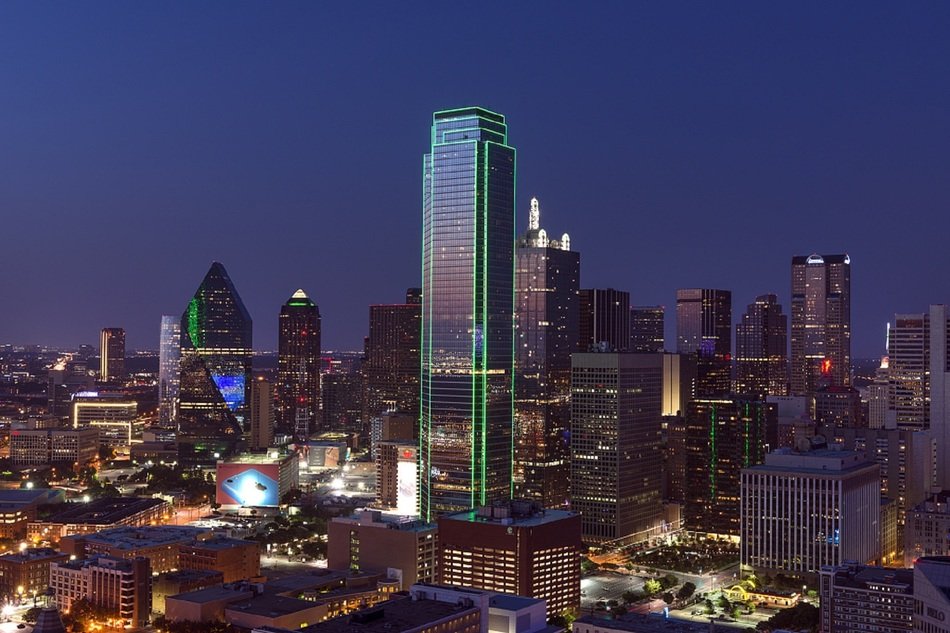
[178,536,261,582]
[818,563,914,633]
[59,525,210,573]
[0,489,65,540]
[0,547,68,603]
[10,428,99,467]
[28,497,171,544]
[152,569,224,614]
[216,452,299,510]
[50,556,151,627]
[328,510,436,587]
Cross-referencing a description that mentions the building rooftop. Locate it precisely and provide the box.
[168,583,256,604]
[749,447,877,475]
[184,536,258,551]
[575,614,732,633]
[488,594,542,611]
[43,497,166,525]
[69,525,208,550]
[0,547,66,564]
[0,489,64,506]
[441,499,577,528]
[300,595,478,633]
[334,510,436,533]
[226,594,319,618]
[821,563,913,592]
[220,452,295,465]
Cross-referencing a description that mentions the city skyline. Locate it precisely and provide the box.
[3,4,950,356]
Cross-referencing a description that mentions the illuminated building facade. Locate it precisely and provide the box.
[676,288,732,397]
[790,253,851,396]
[72,394,139,448]
[363,289,421,422]
[630,305,665,353]
[99,328,125,381]
[376,441,419,514]
[177,262,251,463]
[514,197,578,507]
[579,288,629,352]
[277,289,321,440]
[158,315,181,425]
[50,556,151,627]
[684,397,774,537]
[570,352,664,544]
[735,294,788,398]
[0,548,68,604]
[419,107,515,520]
[11,428,99,467]
[248,378,274,450]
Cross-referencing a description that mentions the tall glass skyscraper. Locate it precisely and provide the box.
[420,107,515,520]
[177,261,252,462]
[158,315,181,425]
[277,289,321,440]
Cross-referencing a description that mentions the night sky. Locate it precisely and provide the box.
[2,3,950,356]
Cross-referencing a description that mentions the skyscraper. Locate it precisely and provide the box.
[277,289,321,440]
[514,197,579,507]
[734,294,788,398]
[248,378,274,450]
[419,107,515,520]
[676,288,732,397]
[158,316,180,426]
[790,254,851,395]
[99,328,125,381]
[363,288,421,421]
[579,288,630,352]
[177,262,252,463]
[888,313,930,430]
[570,352,665,544]
[630,305,665,353]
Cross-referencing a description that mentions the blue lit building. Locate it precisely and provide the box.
[419,107,515,520]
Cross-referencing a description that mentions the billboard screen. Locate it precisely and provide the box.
[216,463,280,507]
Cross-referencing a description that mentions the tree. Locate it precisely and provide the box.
[756,603,819,633]
[662,573,679,589]
[621,590,640,604]
[718,595,731,609]
[549,610,576,629]
[662,592,674,604]
[677,581,697,600]
[731,605,742,620]
[644,579,661,595]
[704,598,715,615]
[23,607,42,623]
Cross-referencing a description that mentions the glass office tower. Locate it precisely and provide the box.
[177,261,252,462]
[277,289,321,440]
[158,315,181,426]
[420,107,515,520]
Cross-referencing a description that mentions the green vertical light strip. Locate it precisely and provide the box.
[187,297,202,348]
[471,139,479,511]
[510,144,517,500]
[481,139,489,507]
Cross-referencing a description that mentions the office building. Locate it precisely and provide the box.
[0,489,65,539]
[579,288,629,352]
[328,510,437,586]
[321,372,364,435]
[438,500,582,618]
[664,415,688,503]
[570,353,664,544]
[684,397,773,537]
[11,428,98,467]
[370,411,415,455]
[248,378,274,450]
[159,315,181,425]
[868,356,893,429]
[152,570,224,615]
[60,525,210,574]
[0,548,68,604]
[98,328,125,382]
[913,557,950,630]
[734,294,787,398]
[790,254,851,396]
[178,537,261,583]
[177,261,252,463]
[419,107,515,520]
[928,305,950,489]
[363,289,421,422]
[514,197,579,507]
[661,352,696,417]
[376,441,418,514]
[905,492,950,566]
[630,305,665,353]
[277,289,321,440]
[28,497,171,544]
[676,289,732,397]
[740,445,879,575]
[889,313,930,430]
[813,386,864,428]
[47,359,95,424]
[818,563,914,633]
[51,556,150,627]
[71,393,139,448]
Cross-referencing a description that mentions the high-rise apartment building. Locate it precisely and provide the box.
[277,289,321,440]
[248,378,274,450]
[158,316,181,426]
[629,305,665,353]
[419,107,515,520]
[514,197,579,507]
[734,294,787,398]
[99,328,125,382]
[740,445,879,575]
[579,289,629,352]
[177,262,252,463]
[676,289,732,397]
[790,254,851,395]
[437,500,582,618]
[363,289,421,421]
[570,352,664,544]
[684,397,773,537]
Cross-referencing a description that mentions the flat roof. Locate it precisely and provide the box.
[441,507,576,528]
[76,525,208,549]
[183,537,257,551]
[489,594,542,611]
[0,548,66,563]
[226,594,320,617]
[44,497,166,524]
[301,595,478,633]
[168,584,255,604]
[575,614,731,633]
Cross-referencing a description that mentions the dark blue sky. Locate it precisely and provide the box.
[2,3,949,356]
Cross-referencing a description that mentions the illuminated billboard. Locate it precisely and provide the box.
[396,447,418,516]
[216,463,280,507]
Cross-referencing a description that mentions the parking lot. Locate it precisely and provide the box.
[581,572,644,609]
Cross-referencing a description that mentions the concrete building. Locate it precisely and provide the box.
[740,445,880,575]
[438,501,582,618]
[178,536,261,583]
[374,442,418,514]
[11,428,98,467]
[629,306,665,354]
[905,492,950,566]
[0,489,65,539]
[248,378,275,451]
[571,352,664,544]
[813,386,864,428]
[60,525,208,573]
[818,563,914,633]
[71,394,139,448]
[29,497,171,544]
[99,328,125,382]
[327,510,437,587]
[50,556,151,627]
[152,569,224,614]
[913,557,950,632]
[0,548,68,604]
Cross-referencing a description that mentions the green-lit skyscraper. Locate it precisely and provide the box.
[177,261,252,463]
[420,107,516,520]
